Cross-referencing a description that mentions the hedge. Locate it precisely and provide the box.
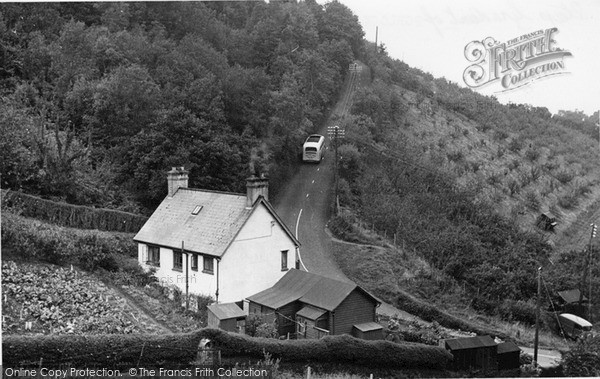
[392,290,511,340]
[4,329,453,370]
[196,329,452,370]
[3,332,201,368]
[1,212,136,270]
[1,190,147,233]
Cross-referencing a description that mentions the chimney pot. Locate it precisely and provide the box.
[167,166,189,197]
[246,174,269,207]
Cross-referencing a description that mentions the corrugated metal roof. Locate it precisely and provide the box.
[558,289,588,304]
[497,341,520,354]
[134,188,298,257]
[296,306,327,320]
[207,302,246,320]
[353,322,383,332]
[247,269,378,311]
[445,335,497,350]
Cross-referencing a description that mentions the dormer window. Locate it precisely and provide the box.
[192,205,203,215]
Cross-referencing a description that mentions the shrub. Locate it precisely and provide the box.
[1,190,148,232]
[498,300,536,325]
[3,332,201,368]
[554,169,574,184]
[525,147,540,162]
[558,190,579,209]
[524,190,541,211]
[1,212,136,269]
[196,328,452,370]
[508,139,523,153]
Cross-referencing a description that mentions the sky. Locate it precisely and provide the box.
[327,0,600,116]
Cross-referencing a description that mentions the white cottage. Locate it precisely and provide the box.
[134,167,300,303]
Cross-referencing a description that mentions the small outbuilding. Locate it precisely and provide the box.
[444,335,498,371]
[207,302,246,333]
[497,341,521,370]
[352,322,384,340]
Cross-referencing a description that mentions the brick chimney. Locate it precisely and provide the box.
[167,167,189,197]
[246,174,269,207]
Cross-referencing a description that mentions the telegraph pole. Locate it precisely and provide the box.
[327,125,345,214]
[590,223,597,322]
[534,266,542,367]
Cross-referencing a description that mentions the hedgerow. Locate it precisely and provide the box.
[3,329,453,370]
[196,328,452,370]
[1,190,147,233]
[1,212,136,271]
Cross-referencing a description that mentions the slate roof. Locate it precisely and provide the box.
[134,188,298,257]
[207,302,246,320]
[246,269,379,311]
[558,289,588,304]
[445,335,497,351]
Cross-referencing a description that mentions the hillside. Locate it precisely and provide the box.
[328,41,600,329]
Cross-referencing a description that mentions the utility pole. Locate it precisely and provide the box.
[534,266,542,367]
[590,223,597,322]
[182,240,189,311]
[327,125,345,214]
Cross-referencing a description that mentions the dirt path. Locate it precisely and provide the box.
[100,279,177,334]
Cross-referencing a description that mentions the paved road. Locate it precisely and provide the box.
[520,347,562,368]
[272,64,364,283]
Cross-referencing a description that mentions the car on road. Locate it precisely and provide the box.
[302,134,325,163]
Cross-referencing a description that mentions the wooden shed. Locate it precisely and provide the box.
[352,321,384,340]
[444,335,498,371]
[207,302,246,333]
[247,269,381,339]
[497,341,521,370]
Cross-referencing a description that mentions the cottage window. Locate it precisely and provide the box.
[147,245,160,266]
[203,256,214,274]
[173,251,183,271]
[281,250,288,271]
[191,254,198,271]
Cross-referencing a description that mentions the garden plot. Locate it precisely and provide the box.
[2,261,166,335]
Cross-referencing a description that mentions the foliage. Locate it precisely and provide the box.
[3,328,202,368]
[562,334,600,377]
[0,1,364,210]
[2,189,148,232]
[1,212,136,270]
[245,313,278,339]
[197,328,452,370]
[2,261,153,335]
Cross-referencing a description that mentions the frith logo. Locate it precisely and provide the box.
[463,28,572,92]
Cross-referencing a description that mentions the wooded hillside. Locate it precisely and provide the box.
[0,1,363,211]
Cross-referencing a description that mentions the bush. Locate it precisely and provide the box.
[1,212,136,269]
[562,334,600,377]
[498,300,537,325]
[1,190,148,233]
[197,328,452,370]
[524,190,541,211]
[558,190,579,209]
[393,291,509,340]
[3,332,201,368]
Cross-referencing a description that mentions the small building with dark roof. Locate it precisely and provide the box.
[497,341,521,370]
[557,289,588,317]
[352,322,384,340]
[444,335,498,371]
[207,302,246,333]
[246,269,381,339]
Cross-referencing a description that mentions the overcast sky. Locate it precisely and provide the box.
[327,0,600,116]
